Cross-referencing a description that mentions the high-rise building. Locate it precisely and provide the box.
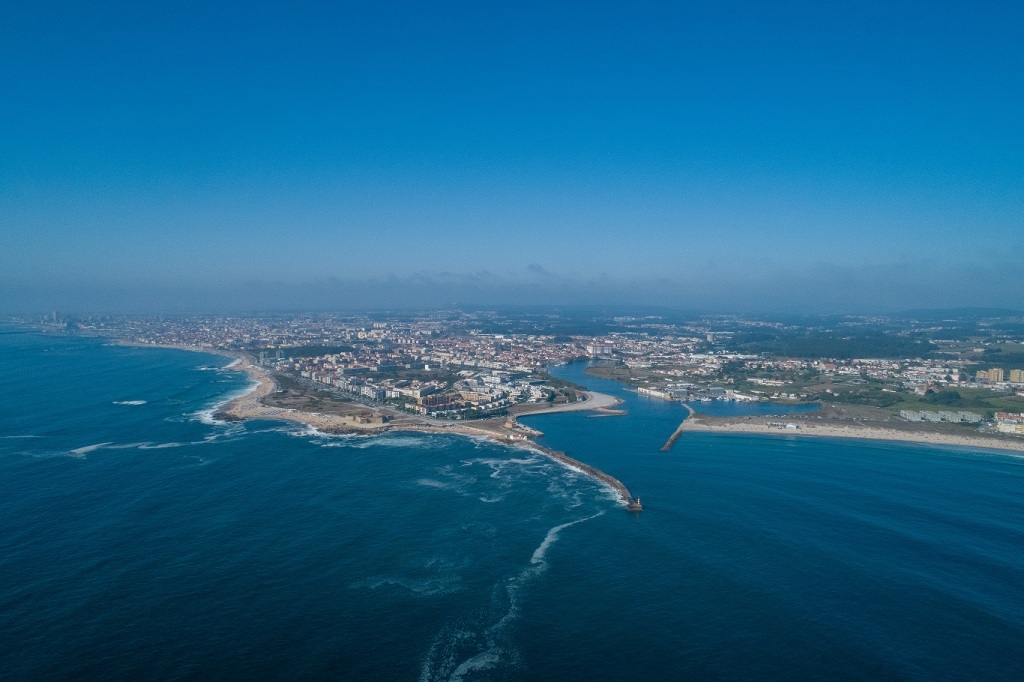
[1010,369,1024,383]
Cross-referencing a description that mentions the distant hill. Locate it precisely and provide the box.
[894,308,1024,321]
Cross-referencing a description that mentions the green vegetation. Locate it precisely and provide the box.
[732,331,938,359]
[536,371,585,391]
[272,373,304,391]
[922,390,962,406]
[964,345,1024,371]
[883,387,1024,416]
[584,364,637,385]
[818,386,905,408]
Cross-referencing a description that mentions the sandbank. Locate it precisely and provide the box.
[510,391,622,416]
[679,414,1024,454]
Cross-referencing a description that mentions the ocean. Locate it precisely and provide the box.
[2,329,1022,680]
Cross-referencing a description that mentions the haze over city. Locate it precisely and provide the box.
[2,1,1021,312]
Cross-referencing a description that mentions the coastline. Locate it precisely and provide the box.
[509,391,622,416]
[121,341,640,506]
[679,414,1024,454]
[113,339,1024,486]
[211,354,622,435]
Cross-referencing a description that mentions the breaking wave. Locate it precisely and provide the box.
[419,511,604,682]
[68,442,112,457]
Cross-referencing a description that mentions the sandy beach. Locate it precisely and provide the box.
[680,414,1024,454]
[509,391,622,416]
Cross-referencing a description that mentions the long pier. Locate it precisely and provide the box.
[660,403,696,452]
[529,442,641,511]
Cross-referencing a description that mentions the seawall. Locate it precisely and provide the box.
[660,403,696,452]
[528,442,638,508]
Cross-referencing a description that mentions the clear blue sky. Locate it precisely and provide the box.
[2,1,1022,313]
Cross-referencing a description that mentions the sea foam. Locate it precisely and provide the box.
[420,511,604,682]
[68,442,112,457]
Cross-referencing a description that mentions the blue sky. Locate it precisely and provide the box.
[1,1,1022,313]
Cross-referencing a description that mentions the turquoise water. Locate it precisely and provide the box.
[2,330,1023,680]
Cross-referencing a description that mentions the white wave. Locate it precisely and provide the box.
[224,358,241,369]
[515,443,627,506]
[466,456,540,468]
[104,442,150,450]
[190,377,261,424]
[382,435,432,448]
[556,489,584,510]
[448,650,505,682]
[478,495,504,503]
[250,425,304,435]
[0,435,41,439]
[192,407,224,425]
[280,424,379,444]
[417,478,460,492]
[461,456,545,483]
[420,511,604,681]
[531,512,602,565]
[112,400,147,405]
[65,441,184,455]
[346,434,431,449]
[196,424,245,443]
[69,442,112,457]
[284,424,331,439]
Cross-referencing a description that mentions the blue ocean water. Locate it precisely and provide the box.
[2,330,1023,680]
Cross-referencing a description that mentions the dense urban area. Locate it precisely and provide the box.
[25,308,1024,436]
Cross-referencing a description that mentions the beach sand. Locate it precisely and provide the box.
[679,414,1024,454]
[509,391,622,416]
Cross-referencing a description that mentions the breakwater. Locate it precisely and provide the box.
[528,442,640,510]
[660,403,696,452]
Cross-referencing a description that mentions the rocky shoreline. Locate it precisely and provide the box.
[146,345,642,508]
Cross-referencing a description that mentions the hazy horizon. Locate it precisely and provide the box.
[2,1,1021,314]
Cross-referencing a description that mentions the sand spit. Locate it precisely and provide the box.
[679,413,1024,454]
[510,391,623,416]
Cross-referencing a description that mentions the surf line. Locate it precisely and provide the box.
[525,442,642,512]
[660,403,696,452]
